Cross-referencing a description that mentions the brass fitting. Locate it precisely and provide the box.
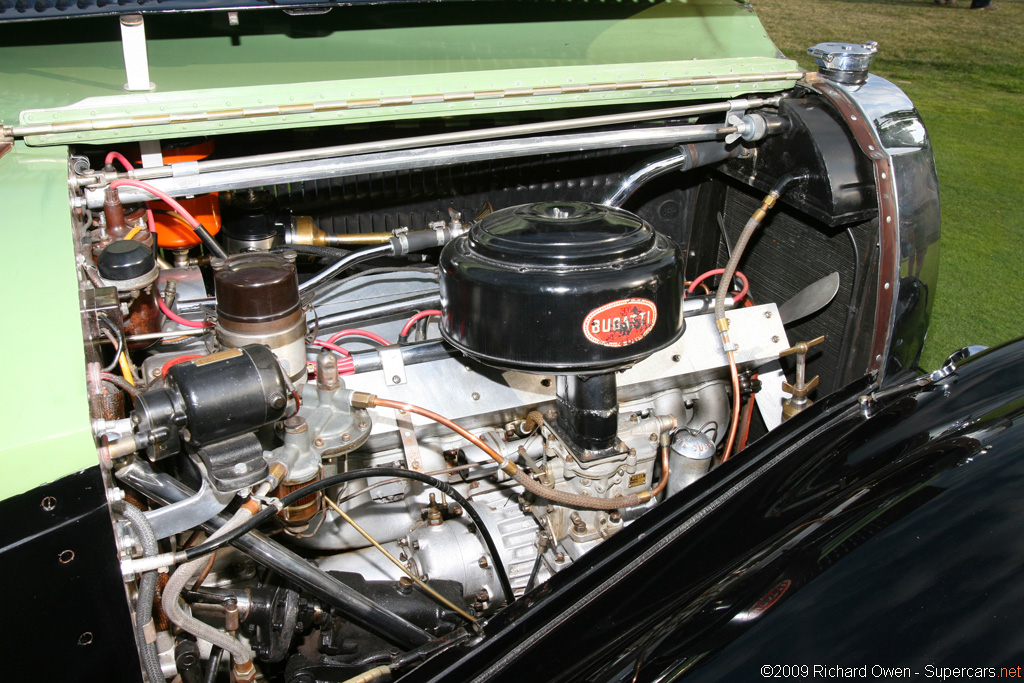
[231,661,257,683]
[350,392,377,409]
[781,335,826,421]
[289,216,393,247]
[427,493,444,526]
[267,462,288,490]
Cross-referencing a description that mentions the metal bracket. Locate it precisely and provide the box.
[139,140,164,169]
[119,14,155,92]
[395,409,423,472]
[379,346,407,386]
[143,476,235,540]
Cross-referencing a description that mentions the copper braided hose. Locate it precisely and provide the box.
[368,397,651,509]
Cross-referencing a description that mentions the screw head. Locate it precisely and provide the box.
[392,375,402,384]
[41,496,57,512]
[771,335,780,343]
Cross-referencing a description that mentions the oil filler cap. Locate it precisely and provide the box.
[808,41,879,86]
[97,239,156,281]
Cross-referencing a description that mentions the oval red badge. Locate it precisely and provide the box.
[583,298,658,348]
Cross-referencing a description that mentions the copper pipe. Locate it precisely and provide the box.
[651,440,671,498]
[720,348,742,463]
[191,552,217,590]
[374,398,511,470]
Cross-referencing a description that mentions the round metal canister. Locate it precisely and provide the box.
[667,429,716,496]
[438,202,685,373]
[213,251,307,383]
[96,239,162,343]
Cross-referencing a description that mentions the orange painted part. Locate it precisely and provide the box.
[160,140,215,164]
[130,140,221,249]
[152,193,221,249]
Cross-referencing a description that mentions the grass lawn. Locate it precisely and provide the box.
[754,0,1024,370]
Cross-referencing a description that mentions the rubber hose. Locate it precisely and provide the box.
[714,215,760,323]
[714,172,806,323]
[163,509,256,667]
[111,500,166,683]
[274,244,352,262]
[299,243,395,293]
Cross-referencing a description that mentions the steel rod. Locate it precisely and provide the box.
[120,97,779,182]
[86,123,730,208]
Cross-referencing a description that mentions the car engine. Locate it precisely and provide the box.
[67,56,916,680]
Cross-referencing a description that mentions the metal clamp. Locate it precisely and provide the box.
[379,346,407,386]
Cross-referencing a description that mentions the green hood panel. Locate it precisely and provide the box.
[0,143,97,500]
[1,1,799,146]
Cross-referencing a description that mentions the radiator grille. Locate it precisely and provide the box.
[720,185,874,394]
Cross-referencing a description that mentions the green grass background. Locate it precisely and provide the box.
[754,0,1024,370]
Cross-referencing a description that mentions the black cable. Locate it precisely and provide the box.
[273,244,352,262]
[299,243,395,294]
[98,313,124,373]
[203,646,224,683]
[182,467,515,605]
[349,651,393,668]
[524,550,544,593]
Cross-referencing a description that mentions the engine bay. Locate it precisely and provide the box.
[70,91,881,682]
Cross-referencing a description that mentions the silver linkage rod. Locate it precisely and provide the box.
[112,96,780,183]
[86,121,738,209]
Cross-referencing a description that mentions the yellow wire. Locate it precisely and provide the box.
[117,352,136,386]
[122,226,143,241]
[322,496,477,623]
